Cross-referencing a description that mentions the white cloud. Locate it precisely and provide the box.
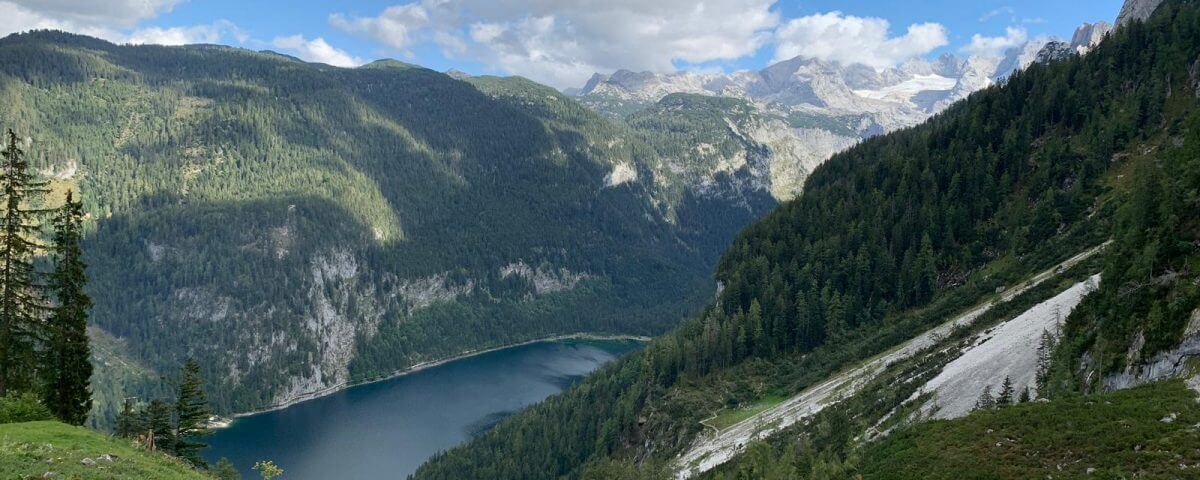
[979,6,1015,23]
[271,35,364,67]
[126,20,243,45]
[332,0,779,88]
[966,26,1028,56]
[8,0,181,28]
[330,3,430,54]
[0,1,241,46]
[772,12,948,69]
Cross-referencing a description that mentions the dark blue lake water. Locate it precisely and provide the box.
[203,339,641,479]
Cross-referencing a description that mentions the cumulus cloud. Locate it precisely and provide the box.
[271,35,364,67]
[772,12,948,69]
[330,3,430,54]
[332,0,779,88]
[966,26,1028,56]
[8,0,181,28]
[126,20,245,45]
[0,0,241,46]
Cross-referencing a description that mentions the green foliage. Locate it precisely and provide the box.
[0,128,50,396]
[0,392,52,423]
[146,399,176,454]
[252,460,283,480]
[115,397,143,439]
[174,359,211,467]
[0,420,210,479]
[859,380,1200,479]
[413,3,1200,478]
[1053,105,1200,392]
[41,190,93,425]
[214,457,240,480]
[0,30,744,425]
[779,110,864,137]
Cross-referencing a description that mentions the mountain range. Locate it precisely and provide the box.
[0,32,789,427]
[566,20,1115,203]
[414,0,1200,477]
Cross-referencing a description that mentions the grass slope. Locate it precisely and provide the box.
[0,421,209,479]
[861,381,1200,479]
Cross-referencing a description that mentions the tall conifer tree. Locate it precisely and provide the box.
[145,398,176,453]
[41,190,92,424]
[0,129,48,396]
[174,359,211,467]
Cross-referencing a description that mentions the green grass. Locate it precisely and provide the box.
[860,380,1200,479]
[0,421,210,479]
[705,395,787,431]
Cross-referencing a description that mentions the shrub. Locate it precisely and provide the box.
[0,393,53,424]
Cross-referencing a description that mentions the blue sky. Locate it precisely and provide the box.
[0,0,1124,88]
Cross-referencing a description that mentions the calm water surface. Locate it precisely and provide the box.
[203,339,641,479]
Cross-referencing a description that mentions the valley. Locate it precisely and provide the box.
[0,0,1196,479]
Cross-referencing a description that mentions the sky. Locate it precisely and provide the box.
[0,0,1124,89]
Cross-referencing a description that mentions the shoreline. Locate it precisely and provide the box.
[219,333,651,424]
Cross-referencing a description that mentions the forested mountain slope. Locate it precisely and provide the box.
[0,32,772,426]
[412,1,1200,478]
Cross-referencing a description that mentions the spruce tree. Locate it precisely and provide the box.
[115,398,142,439]
[40,190,92,425]
[0,129,49,397]
[146,399,176,453]
[997,376,1014,406]
[214,458,241,480]
[174,359,211,467]
[975,385,995,410]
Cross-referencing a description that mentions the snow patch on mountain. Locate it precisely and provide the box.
[851,74,958,103]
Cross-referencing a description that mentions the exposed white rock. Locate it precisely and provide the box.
[604,162,638,187]
[578,34,1096,206]
[1036,41,1076,64]
[915,275,1101,419]
[1071,22,1113,54]
[755,126,857,201]
[1104,308,1200,392]
[1117,0,1165,26]
[393,272,474,312]
[38,159,77,179]
[171,287,232,324]
[310,248,357,282]
[674,243,1108,478]
[500,261,591,295]
[146,240,166,262]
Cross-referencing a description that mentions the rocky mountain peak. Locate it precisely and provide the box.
[1117,0,1165,25]
[1071,21,1113,54]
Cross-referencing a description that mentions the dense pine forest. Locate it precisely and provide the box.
[412,1,1200,478]
[0,31,788,426]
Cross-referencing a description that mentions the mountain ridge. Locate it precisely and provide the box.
[0,29,782,428]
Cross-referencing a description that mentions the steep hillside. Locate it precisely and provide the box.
[0,32,753,426]
[708,380,1200,479]
[0,421,210,479]
[412,1,1200,478]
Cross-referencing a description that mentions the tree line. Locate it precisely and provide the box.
[0,128,92,425]
[412,1,1200,477]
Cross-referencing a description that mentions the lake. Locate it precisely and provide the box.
[202,339,642,479]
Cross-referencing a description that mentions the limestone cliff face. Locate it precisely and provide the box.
[1117,0,1165,26]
